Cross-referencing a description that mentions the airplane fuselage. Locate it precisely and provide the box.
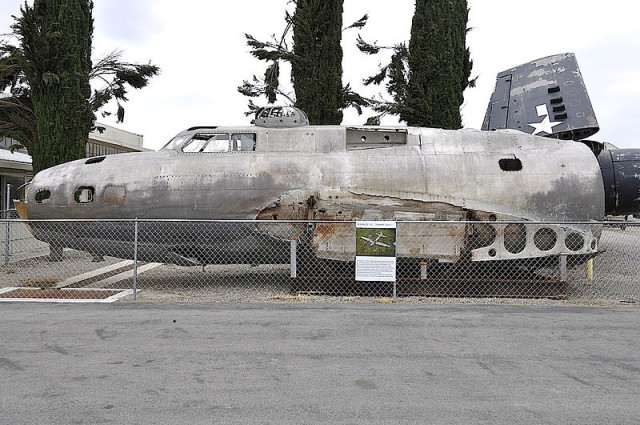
[28,125,604,221]
[23,124,604,265]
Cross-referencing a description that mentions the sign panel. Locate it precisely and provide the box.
[355,221,397,282]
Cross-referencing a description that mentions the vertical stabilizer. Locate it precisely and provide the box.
[482,53,599,141]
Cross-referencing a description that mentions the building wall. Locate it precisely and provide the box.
[88,123,146,153]
[86,124,148,157]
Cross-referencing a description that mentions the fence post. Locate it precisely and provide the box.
[133,219,139,301]
[585,258,594,280]
[290,236,297,278]
[4,183,11,266]
[4,219,9,266]
[420,261,428,280]
[559,253,568,282]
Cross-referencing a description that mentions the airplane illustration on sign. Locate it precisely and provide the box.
[360,232,391,248]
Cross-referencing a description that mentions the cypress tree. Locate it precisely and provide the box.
[291,0,344,124]
[16,0,94,172]
[403,0,473,129]
[239,1,368,123]
[1,0,158,174]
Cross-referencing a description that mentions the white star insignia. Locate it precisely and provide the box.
[528,104,562,136]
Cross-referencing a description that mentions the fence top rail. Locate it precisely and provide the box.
[0,218,635,226]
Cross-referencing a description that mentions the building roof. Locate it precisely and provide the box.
[0,122,147,174]
[0,148,32,171]
[90,122,148,151]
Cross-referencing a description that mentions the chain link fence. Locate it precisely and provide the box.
[0,216,638,303]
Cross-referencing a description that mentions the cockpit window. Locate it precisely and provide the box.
[181,133,256,153]
[182,134,228,152]
[202,134,231,152]
[161,135,187,150]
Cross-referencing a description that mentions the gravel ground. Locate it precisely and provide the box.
[128,289,639,307]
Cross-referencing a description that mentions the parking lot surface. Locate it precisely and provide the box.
[1,302,639,424]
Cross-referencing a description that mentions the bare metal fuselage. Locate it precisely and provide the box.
[23,125,604,266]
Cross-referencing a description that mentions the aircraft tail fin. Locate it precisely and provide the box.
[481,53,599,141]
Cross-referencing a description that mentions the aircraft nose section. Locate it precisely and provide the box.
[597,148,640,216]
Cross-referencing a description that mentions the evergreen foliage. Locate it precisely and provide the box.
[7,0,93,173]
[291,0,344,124]
[0,0,159,174]
[404,0,473,128]
[358,0,475,129]
[238,0,369,124]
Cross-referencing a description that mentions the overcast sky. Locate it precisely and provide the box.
[2,0,639,150]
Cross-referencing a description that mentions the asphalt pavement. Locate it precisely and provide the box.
[1,302,639,424]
